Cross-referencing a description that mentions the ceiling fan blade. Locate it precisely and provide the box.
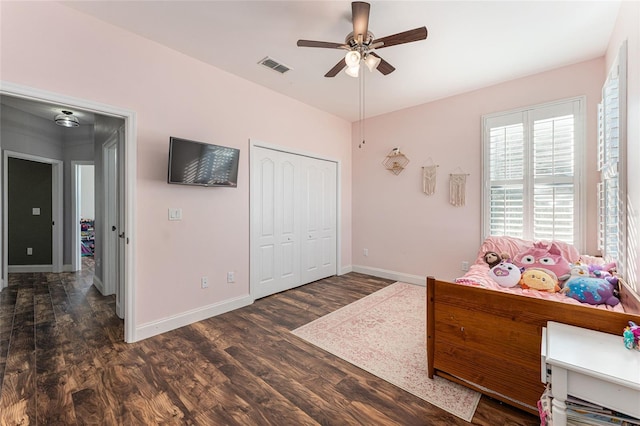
[352,2,370,42]
[370,52,395,75]
[373,27,428,49]
[325,58,347,77]
[297,40,346,49]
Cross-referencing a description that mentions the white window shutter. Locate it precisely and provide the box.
[483,98,583,248]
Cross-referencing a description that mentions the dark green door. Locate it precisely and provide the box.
[8,157,53,265]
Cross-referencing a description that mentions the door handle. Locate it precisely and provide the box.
[119,232,125,239]
[112,226,117,231]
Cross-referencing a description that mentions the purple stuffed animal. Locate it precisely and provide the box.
[561,266,620,306]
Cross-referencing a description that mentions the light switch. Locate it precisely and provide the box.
[32,207,41,216]
[168,208,182,221]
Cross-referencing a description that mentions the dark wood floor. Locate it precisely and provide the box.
[0,260,539,425]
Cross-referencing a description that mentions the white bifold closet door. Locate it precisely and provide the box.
[251,146,337,299]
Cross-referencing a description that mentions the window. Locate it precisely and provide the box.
[599,43,627,277]
[482,98,585,249]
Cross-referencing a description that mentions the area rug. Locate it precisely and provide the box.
[291,282,481,422]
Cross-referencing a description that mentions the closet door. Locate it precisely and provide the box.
[300,157,337,284]
[252,147,300,299]
[251,146,337,299]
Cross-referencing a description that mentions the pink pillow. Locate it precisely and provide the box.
[474,236,531,265]
[475,236,580,266]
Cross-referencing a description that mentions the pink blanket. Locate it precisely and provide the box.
[454,236,624,312]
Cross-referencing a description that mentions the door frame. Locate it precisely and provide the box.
[249,139,342,300]
[71,161,94,272]
[3,151,63,275]
[0,81,138,343]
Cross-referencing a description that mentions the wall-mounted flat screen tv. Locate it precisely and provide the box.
[167,137,240,187]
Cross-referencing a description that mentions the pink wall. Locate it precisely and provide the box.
[605,1,640,290]
[0,3,352,327]
[352,58,604,281]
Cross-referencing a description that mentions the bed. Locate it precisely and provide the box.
[426,237,640,415]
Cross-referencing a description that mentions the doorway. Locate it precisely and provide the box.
[72,162,95,272]
[0,82,137,342]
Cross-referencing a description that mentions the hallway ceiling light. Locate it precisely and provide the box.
[54,110,80,128]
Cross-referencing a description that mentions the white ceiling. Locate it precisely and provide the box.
[37,2,626,122]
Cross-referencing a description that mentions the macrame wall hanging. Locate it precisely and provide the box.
[449,169,469,207]
[421,158,438,195]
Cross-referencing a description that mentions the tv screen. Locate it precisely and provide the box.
[168,137,239,187]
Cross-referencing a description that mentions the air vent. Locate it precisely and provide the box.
[258,57,292,74]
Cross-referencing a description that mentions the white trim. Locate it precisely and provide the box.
[339,264,353,275]
[0,81,137,343]
[481,95,586,251]
[135,295,254,342]
[71,161,94,272]
[8,265,53,273]
[351,265,425,286]
[93,274,105,295]
[3,151,63,283]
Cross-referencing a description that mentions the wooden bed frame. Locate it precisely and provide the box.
[426,276,640,415]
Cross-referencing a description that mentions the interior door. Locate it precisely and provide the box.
[103,135,122,317]
[252,147,300,299]
[301,157,337,284]
[7,158,53,267]
[116,127,126,319]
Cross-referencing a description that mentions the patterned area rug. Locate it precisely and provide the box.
[291,282,481,422]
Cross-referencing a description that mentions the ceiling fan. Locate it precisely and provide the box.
[297,1,428,78]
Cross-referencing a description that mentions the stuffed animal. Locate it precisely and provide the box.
[484,251,508,268]
[623,321,640,350]
[561,264,620,306]
[489,261,521,288]
[588,262,619,286]
[519,268,560,292]
[513,242,571,282]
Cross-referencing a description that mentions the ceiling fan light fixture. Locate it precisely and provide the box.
[54,110,80,128]
[345,50,361,68]
[345,65,360,78]
[364,54,381,72]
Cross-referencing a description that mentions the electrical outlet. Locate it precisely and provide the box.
[227,271,235,283]
[461,261,469,272]
[27,247,33,255]
[363,248,369,257]
[201,276,209,289]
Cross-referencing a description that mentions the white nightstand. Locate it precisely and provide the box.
[542,321,640,426]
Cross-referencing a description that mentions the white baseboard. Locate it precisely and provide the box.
[63,264,80,272]
[93,275,105,294]
[351,265,426,286]
[339,265,353,275]
[8,264,53,273]
[134,294,254,342]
